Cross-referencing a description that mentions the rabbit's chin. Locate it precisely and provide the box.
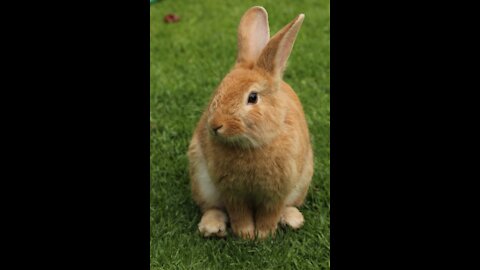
[212,133,262,149]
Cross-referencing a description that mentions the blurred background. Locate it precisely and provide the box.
[150,0,330,269]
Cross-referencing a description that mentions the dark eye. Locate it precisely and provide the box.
[247,92,258,104]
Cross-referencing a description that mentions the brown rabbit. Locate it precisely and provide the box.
[188,6,313,239]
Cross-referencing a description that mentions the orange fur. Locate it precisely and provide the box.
[188,6,313,239]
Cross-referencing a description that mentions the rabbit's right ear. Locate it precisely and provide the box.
[236,6,270,67]
[256,14,304,81]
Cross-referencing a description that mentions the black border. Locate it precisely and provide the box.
[330,1,473,268]
[4,1,150,268]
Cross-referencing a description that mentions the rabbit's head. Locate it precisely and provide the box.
[206,7,305,148]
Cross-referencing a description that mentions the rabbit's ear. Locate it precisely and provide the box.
[236,6,270,66]
[256,14,304,80]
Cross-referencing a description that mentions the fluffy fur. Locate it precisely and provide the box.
[188,6,314,239]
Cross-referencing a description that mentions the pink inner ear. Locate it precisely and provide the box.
[247,16,269,61]
[237,7,270,65]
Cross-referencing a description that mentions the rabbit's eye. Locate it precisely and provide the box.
[247,92,258,104]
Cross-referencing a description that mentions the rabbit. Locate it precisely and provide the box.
[188,6,313,239]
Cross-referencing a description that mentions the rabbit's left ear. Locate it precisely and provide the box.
[236,6,270,66]
[256,14,305,80]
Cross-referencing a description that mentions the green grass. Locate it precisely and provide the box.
[150,0,330,269]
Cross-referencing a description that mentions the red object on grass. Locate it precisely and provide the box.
[164,13,180,23]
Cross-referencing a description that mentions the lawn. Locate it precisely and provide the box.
[150,0,330,269]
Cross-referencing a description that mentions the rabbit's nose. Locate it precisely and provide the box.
[212,125,223,134]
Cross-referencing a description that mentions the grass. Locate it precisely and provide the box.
[150,0,330,269]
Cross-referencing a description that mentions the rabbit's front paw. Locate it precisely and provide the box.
[198,209,228,237]
[280,206,304,229]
